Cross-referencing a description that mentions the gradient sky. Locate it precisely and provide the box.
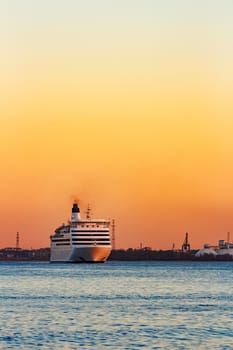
[1,0,233,249]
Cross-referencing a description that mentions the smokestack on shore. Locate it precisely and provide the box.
[71,203,81,221]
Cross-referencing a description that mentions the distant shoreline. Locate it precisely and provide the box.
[1,247,233,262]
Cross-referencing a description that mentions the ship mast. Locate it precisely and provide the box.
[111,219,116,250]
[16,231,20,250]
[86,204,91,220]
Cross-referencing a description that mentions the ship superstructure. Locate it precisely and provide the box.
[50,203,112,262]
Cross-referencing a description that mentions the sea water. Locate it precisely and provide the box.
[0,261,233,349]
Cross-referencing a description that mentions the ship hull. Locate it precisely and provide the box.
[50,245,111,263]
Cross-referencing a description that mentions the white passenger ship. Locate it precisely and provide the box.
[50,202,112,262]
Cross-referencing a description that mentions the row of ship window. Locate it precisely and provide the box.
[52,236,110,243]
[52,238,110,242]
[71,232,109,236]
[52,238,110,243]
[72,225,106,228]
[71,229,109,233]
[71,225,109,232]
[55,242,111,246]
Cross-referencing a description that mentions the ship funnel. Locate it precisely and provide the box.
[71,203,81,221]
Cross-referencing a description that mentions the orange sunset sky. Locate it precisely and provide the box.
[1,0,233,250]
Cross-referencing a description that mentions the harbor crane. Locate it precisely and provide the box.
[182,232,190,252]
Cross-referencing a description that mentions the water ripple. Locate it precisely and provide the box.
[1,261,233,349]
